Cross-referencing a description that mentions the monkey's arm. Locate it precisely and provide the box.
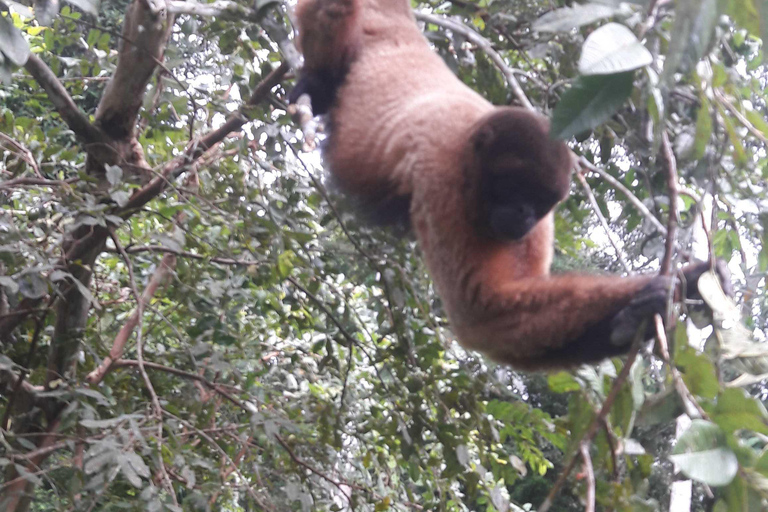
[453,262,726,371]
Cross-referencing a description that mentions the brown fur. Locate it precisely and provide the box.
[292,0,725,370]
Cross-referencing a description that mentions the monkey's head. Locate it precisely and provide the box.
[467,107,573,241]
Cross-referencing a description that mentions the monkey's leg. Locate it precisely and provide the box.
[291,0,361,114]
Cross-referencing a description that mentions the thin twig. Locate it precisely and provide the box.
[579,157,668,236]
[660,131,679,275]
[85,252,176,385]
[0,132,41,176]
[274,434,355,510]
[108,230,176,505]
[576,172,632,273]
[0,177,78,190]
[580,443,596,512]
[714,89,768,146]
[0,306,50,431]
[163,410,274,511]
[415,12,534,110]
[653,315,707,418]
[105,245,259,266]
[538,340,642,512]
[110,359,246,410]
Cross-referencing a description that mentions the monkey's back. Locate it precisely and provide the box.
[322,0,556,335]
[325,0,492,201]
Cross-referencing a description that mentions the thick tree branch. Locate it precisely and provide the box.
[119,61,289,214]
[94,0,175,139]
[23,54,108,148]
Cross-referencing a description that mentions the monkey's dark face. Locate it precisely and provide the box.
[481,172,563,240]
[470,108,573,241]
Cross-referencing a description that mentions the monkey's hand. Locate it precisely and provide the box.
[609,260,732,347]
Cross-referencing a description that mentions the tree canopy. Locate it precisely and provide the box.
[0,0,767,510]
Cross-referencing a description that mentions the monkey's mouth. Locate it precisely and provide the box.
[488,205,540,241]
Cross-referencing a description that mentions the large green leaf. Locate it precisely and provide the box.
[661,0,717,82]
[578,23,652,75]
[550,71,634,140]
[0,14,30,66]
[670,420,738,487]
[707,388,768,435]
[533,3,619,33]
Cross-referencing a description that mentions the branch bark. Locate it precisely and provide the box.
[85,253,177,385]
[23,54,107,147]
[93,0,175,140]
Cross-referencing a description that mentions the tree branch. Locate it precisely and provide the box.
[119,61,289,214]
[660,131,679,275]
[93,0,175,139]
[107,245,259,266]
[23,54,108,147]
[578,157,668,236]
[576,172,632,273]
[85,252,177,385]
[414,11,534,110]
[538,338,643,512]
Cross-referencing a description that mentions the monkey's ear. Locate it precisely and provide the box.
[471,123,497,154]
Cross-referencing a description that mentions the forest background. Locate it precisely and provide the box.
[0,0,767,510]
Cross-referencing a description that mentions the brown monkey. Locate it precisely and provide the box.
[290,0,729,370]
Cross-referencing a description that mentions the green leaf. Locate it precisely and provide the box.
[578,23,652,75]
[550,71,634,140]
[759,0,768,63]
[35,0,60,25]
[105,164,123,186]
[533,3,619,33]
[17,270,47,299]
[0,14,30,66]
[110,189,131,207]
[707,388,768,435]
[661,0,717,83]
[547,371,581,393]
[0,275,19,294]
[277,250,295,278]
[744,108,768,138]
[720,0,760,36]
[62,0,99,16]
[637,388,684,427]
[720,108,748,164]
[117,454,143,488]
[676,345,719,399]
[670,419,739,487]
[254,0,279,13]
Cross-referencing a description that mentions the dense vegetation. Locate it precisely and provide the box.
[0,0,767,510]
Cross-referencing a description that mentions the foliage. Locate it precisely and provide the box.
[0,0,767,511]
